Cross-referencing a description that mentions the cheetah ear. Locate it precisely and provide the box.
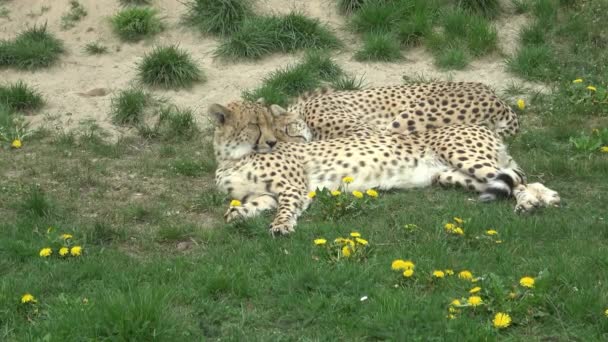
[269,104,287,117]
[208,104,231,125]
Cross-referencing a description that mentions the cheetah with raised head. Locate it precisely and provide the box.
[212,101,559,235]
[284,82,520,140]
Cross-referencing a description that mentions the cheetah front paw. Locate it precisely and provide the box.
[269,222,295,236]
[527,183,561,207]
[514,188,541,214]
[224,206,248,223]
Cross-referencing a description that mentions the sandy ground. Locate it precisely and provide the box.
[0,0,544,136]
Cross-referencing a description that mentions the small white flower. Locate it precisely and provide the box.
[360,296,368,302]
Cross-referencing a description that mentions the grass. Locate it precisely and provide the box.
[2,3,608,341]
[331,74,366,91]
[337,0,365,14]
[139,105,200,141]
[215,13,341,60]
[457,0,501,19]
[111,7,164,42]
[61,1,87,30]
[507,44,557,81]
[0,25,64,70]
[183,0,253,36]
[83,42,109,55]
[243,51,344,106]
[354,33,402,62]
[119,0,152,5]
[0,81,44,113]
[110,88,149,125]
[137,45,203,89]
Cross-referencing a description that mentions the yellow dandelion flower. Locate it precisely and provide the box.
[403,269,414,277]
[587,85,597,91]
[432,270,445,278]
[355,237,368,245]
[467,296,483,306]
[39,248,52,257]
[458,270,473,280]
[448,307,458,313]
[519,276,535,288]
[486,229,498,235]
[313,238,327,245]
[341,246,352,257]
[366,189,378,198]
[59,247,69,256]
[21,293,36,304]
[331,190,341,196]
[307,191,316,199]
[350,232,361,238]
[344,239,355,247]
[229,199,241,207]
[60,233,73,240]
[572,78,583,83]
[444,223,456,231]
[517,99,525,110]
[391,259,415,271]
[352,190,364,199]
[447,314,456,319]
[450,299,462,306]
[342,176,354,184]
[453,227,464,235]
[469,286,482,294]
[70,246,82,256]
[445,269,454,276]
[11,139,22,149]
[493,312,512,329]
[334,237,346,244]
[600,146,608,153]
[453,217,464,224]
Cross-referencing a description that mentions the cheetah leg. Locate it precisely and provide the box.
[269,186,308,236]
[224,195,277,223]
[435,168,486,192]
[525,183,561,207]
[513,185,541,214]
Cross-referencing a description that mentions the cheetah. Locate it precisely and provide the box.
[283,82,520,140]
[212,101,559,235]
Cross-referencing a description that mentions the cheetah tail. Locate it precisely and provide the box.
[479,169,525,202]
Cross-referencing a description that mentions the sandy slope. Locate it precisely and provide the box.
[0,0,543,136]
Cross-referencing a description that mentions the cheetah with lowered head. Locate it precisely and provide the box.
[212,101,559,235]
[285,82,520,140]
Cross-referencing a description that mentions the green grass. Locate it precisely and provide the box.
[215,13,341,60]
[111,7,164,42]
[507,44,557,82]
[183,0,253,36]
[354,33,402,62]
[0,81,44,113]
[137,45,203,89]
[110,88,149,125]
[243,51,344,106]
[0,25,64,70]
[83,42,109,55]
[331,74,366,91]
[61,1,87,30]
[139,106,200,141]
[337,0,365,14]
[457,0,501,18]
[2,3,608,341]
[435,46,470,70]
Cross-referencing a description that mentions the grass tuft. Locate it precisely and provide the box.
[137,45,203,89]
[243,51,343,106]
[83,42,109,55]
[139,105,199,141]
[0,24,64,70]
[507,44,557,81]
[337,0,366,14]
[119,0,152,5]
[435,46,470,69]
[110,88,149,125]
[354,33,402,62]
[457,0,501,18]
[215,13,341,60]
[0,81,44,112]
[111,7,164,42]
[331,74,366,91]
[61,1,87,30]
[349,1,399,34]
[183,0,253,36]
[19,186,53,217]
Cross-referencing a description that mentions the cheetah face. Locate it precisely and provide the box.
[209,101,278,160]
[269,104,313,143]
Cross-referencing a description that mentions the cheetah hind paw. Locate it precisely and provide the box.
[224,206,247,223]
[514,188,541,214]
[269,222,295,236]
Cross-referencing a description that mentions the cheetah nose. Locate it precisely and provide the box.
[267,140,277,148]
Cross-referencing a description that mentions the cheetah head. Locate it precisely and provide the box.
[269,104,313,143]
[209,100,278,160]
